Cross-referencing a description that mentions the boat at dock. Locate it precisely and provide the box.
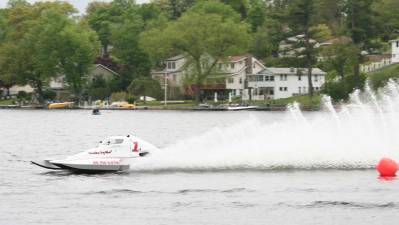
[48,102,74,109]
[226,104,259,111]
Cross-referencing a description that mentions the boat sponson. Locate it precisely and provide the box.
[31,160,62,170]
[51,162,130,172]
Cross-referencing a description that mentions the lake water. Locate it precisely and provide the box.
[1,109,399,225]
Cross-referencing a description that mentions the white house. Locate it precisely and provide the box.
[220,55,265,98]
[391,39,399,63]
[0,85,34,97]
[151,54,266,99]
[247,68,327,100]
[151,54,186,88]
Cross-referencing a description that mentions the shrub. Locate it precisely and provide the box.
[110,91,128,102]
[42,89,56,101]
[323,74,366,101]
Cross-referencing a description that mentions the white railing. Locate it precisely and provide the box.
[361,58,392,73]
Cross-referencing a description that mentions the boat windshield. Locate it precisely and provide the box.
[100,138,124,145]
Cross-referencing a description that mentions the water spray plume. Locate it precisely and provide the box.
[132,79,399,171]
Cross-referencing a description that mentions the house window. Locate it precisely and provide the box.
[397,41,399,47]
[228,78,234,83]
[270,89,274,95]
[256,76,264,81]
[298,75,302,81]
[239,89,243,95]
[284,87,288,91]
[231,63,235,69]
[280,74,287,81]
[298,87,301,93]
[314,75,318,82]
[270,76,275,81]
[172,62,176,69]
[239,78,243,84]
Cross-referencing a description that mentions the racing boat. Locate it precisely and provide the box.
[31,135,158,172]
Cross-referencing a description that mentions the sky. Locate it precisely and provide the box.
[0,0,149,14]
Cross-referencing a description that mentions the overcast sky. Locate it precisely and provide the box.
[0,0,149,14]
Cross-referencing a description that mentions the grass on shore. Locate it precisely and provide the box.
[250,95,322,110]
[0,99,15,106]
[135,95,321,110]
[368,63,399,89]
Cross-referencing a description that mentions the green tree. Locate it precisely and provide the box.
[7,0,28,8]
[344,0,377,88]
[152,0,196,20]
[141,11,251,102]
[321,43,359,79]
[127,77,162,102]
[86,2,113,55]
[221,0,249,19]
[372,0,399,41]
[246,0,266,32]
[251,18,285,59]
[288,0,318,97]
[0,4,97,103]
[190,0,241,22]
[111,14,152,90]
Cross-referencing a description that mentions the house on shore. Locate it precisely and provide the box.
[0,64,118,100]
[152,54,326,101]
[391,39,399,63]
[151,54,266,100]
[247,68,326,100]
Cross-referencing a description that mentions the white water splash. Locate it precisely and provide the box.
[131,80,399,171]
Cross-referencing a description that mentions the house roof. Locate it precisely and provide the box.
[165,54,185,61]
[365,54,392,62]
[257,68,326,75]
[320,36,352,47]
[95,64,119,75]
[226,55,248,62]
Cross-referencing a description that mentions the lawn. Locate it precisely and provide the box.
[0,99,15,106]
[368,63,399,89]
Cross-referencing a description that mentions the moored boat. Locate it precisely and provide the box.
[48,102,74,109]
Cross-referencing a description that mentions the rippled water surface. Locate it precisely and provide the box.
[1,109,399,225]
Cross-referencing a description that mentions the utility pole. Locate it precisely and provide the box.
[164,73,168,106]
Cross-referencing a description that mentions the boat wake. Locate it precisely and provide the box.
[131,80,399,172]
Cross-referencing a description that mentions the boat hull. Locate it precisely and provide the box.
[51,162,130,172]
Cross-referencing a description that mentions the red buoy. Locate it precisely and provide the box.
[377,158,398,177]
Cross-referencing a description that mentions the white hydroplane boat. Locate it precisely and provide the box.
[31,135,158,172]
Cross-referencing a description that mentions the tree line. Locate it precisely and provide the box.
[0,0,398,103]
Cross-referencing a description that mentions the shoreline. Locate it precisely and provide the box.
[0,105,289,111]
